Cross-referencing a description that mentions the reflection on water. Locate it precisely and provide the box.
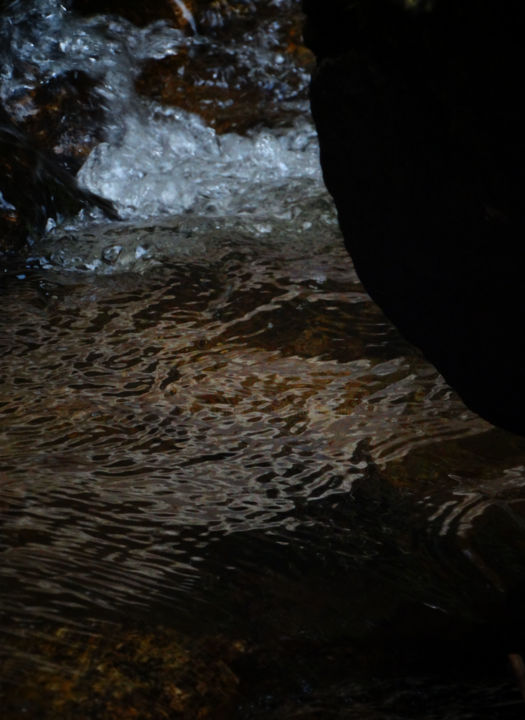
[3,222,525,716]
[3,0,525,716]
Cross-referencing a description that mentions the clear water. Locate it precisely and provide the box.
[2,2,525,718]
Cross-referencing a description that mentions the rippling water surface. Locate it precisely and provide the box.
[4,213,525,716]
[3,1,525,718]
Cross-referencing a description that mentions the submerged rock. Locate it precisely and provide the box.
[1,624,243,719]
[304,0,525,434]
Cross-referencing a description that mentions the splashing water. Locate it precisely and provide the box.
[77,112,322,220]
[1,0,320,232]
[3,2,525,718]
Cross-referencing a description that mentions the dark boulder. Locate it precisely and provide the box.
[303,0,525,434]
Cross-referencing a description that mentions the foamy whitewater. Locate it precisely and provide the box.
[1,0,325,241]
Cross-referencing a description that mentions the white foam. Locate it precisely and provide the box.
[1,0,324,229]
[77,107,323,220]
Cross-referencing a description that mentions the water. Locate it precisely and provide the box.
[2,1,525,717]
[1,0,315,224]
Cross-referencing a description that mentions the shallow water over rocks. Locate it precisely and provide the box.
[3,0,525,716]
[3,212,525,717]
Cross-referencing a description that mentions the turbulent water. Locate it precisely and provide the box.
[2,1,525,718]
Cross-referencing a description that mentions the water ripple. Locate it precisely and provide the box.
[2,228,525,693]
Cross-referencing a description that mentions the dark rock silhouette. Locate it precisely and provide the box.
[303,0,525,434]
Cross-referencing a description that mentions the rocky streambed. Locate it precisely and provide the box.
[2,1,525,718]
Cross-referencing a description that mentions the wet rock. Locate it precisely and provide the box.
[72,0,307,44]
[11,70,105,174]
[71,0,196,30]
[303,0,525,434]
[133,0,313,133]
[135,47,305,135]
[1,624,243,720]
[0,29,111,255]
[0,110,117,257]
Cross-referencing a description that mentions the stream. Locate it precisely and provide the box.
[2,1,525,718]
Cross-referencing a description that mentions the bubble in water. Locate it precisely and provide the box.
[77,109,323,221]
